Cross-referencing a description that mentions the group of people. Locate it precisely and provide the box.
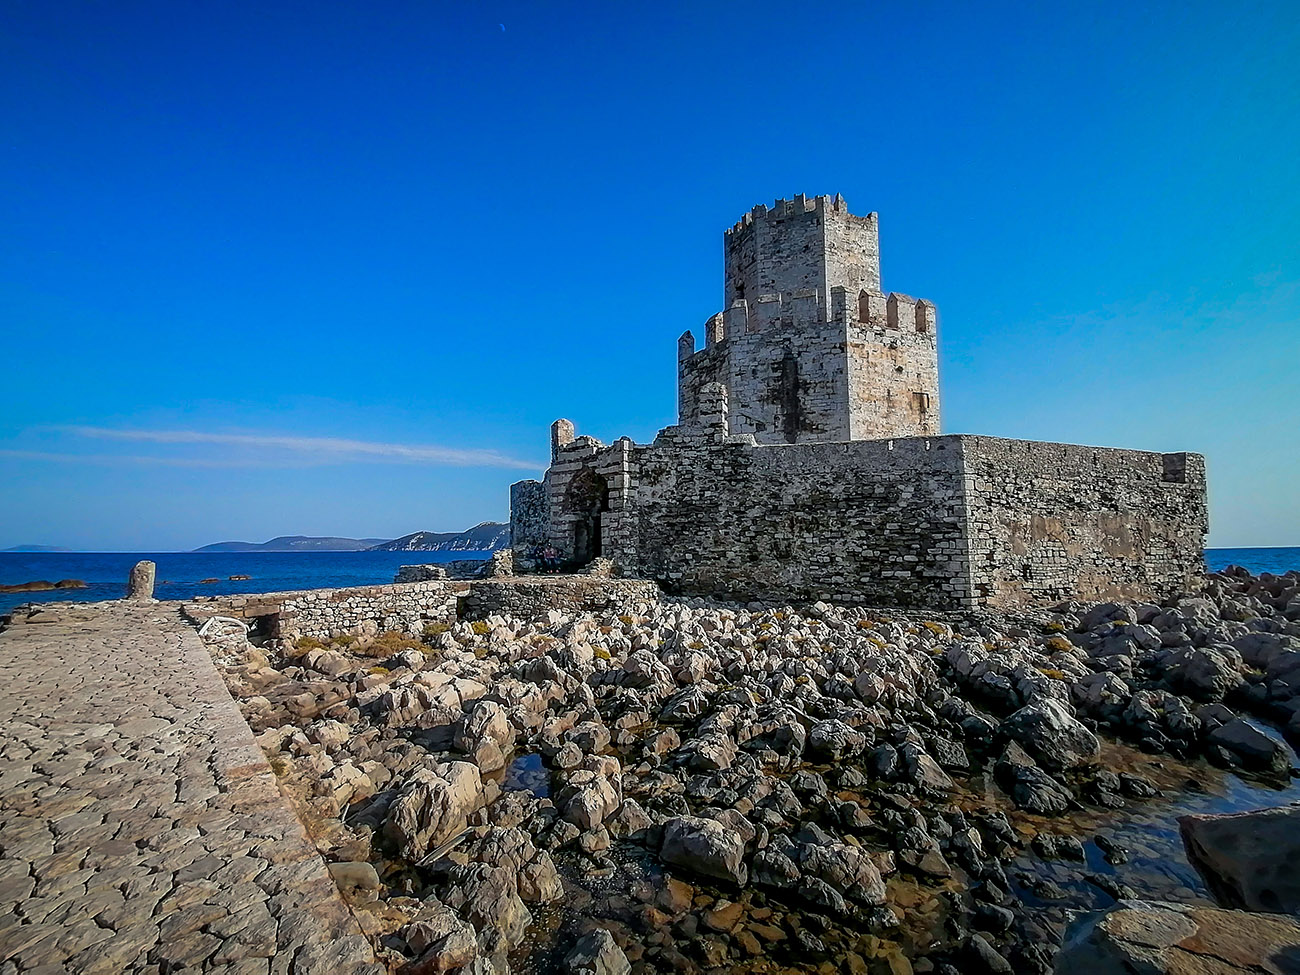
[529,543,563,573]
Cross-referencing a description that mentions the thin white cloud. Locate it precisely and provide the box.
[0,449,266,469]
[40,427,543,470]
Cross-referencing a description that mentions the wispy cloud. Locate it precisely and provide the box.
[0,449,264,469]
[25,427,543,470]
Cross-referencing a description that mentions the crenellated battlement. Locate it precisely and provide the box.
[725,193,856,236]
[684,193,940,443]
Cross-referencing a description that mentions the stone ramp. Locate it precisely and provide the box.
[0,602,384,974]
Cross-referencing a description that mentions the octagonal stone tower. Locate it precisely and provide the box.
[678,194,939,443]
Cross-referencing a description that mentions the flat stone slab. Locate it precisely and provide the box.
[0,602,384,974]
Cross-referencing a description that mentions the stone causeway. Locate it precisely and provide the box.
[0,601,384,974]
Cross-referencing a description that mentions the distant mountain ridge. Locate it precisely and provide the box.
[367,522,510,552]
[1,545,74,553]
[192,535,391,553]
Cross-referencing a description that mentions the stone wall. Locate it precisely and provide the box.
[461,577,661,621]
[530,425,1208,611]
[509,479,547,554]
[960,438,1209,608]
[181,576,663,636]
[182,581,468,641]
[629,431,972,607]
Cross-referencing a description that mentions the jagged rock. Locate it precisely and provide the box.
[454,699,514,773]
[402,905,479,973]
[559,769,621,831]
[564,929,630,975]
[441,862,533,952]
[1054,899,1300,974]
[384,761,483,860]
[1180,805,1300,914]
[994,742,1074,815]
[798,840,886,904]
[808,719,868,761]
[1158,645,1245,701]
[660,815,748,886]
[1001,698,1100,771]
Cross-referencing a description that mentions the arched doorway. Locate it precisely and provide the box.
[565,468,609,567]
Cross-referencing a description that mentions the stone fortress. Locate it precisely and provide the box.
[510,194,1208,610]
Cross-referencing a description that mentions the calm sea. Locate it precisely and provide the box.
[0,550,491,615]
[1,547,1295,617]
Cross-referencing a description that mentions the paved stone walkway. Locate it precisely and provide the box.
[0,602,384,974]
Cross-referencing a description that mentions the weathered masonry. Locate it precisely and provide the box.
[680,194,939,444]
[511,195,1208,610]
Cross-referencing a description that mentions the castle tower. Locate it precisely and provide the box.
[678,194,940,443]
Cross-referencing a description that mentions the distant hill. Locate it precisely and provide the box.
[193,535,391,553]
[1,545,74,553]
[367,522,510,552]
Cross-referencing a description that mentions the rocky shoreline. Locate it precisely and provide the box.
[193,567,1300,974]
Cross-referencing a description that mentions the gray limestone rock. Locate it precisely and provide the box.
[660,815,748,886]
[1001,698,1100,772]
[564,929,630,975]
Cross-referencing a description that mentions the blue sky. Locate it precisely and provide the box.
[1,0,1296,551]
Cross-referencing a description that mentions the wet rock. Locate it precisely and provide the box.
[564,928,630,975]
[660,815,748,886]
[962,933,1013,973]
[1054,899,1300,974]
[453,699,514,774]
[1180,804,1300,914]
[994,742,1075,815]
[559,769,622,831]
[401,905,478,972]
[1205,718,1291,774]
[441,862,532,953]
[1032,834,1086,862]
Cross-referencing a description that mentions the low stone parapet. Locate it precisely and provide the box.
[180,575,663,639]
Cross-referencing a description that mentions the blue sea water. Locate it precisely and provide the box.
[0,550,492,615]
[1,547,1295,617]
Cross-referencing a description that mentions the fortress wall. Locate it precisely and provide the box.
[628,435,972,607]
[960,438,1208,608]
[845,314,940,440]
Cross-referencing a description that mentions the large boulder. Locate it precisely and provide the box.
[1180,805,1300,914]
[1001,699,1100,772]
[1206,718,1292,774]
[660,816,748,886]
[1054,899,1300,974]
[383,762,483,860]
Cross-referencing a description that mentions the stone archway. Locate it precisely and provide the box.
[564,468,610,567]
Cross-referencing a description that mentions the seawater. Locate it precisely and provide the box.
[0,550,492,615]
[1,547,1295,617]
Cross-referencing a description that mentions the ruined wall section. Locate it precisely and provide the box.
[628,434,973,606]
[960,439,1208,608]
[543,433,639,566]
[509,479,548,554]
